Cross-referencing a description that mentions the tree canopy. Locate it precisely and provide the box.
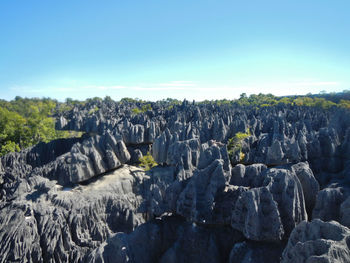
[0,97,81,156]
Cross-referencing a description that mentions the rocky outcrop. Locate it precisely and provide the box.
[1,99,350,262]
[0,166,146,263]
[340,196,350,228]
[122,121,160,145]
[176,159,228,223]
[291,162,319,214]
[86,216,244,263]
[281,219,350,263]
[47,133,130,185]
[231,166,308,241]
[152,128,177,164]
[229,241,284,263]
[166,138,200,173]
[312,187,350,222]
[230,163,267,186]
[231,186,284,241]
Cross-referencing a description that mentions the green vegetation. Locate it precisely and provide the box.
[200,91,350,109]
[120,97,146,104]
[162,98,181,110]
[227,130,251,163]
[291,97,336,109]
[88,106,99,115]
[131,104,152,115]
[0,97,82,156]
[138,152,158,171]
[339,99,350,109]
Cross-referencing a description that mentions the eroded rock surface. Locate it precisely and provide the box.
[281,219,350,263]
[0,165,146,263]
[1,100,350,262]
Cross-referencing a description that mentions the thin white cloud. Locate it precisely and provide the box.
[96,85,129,91]
[9,85,35,92]
[156,81,197,87]
[276,81,339,87]
[9,86,77,93]
[131,86,188,91]
[53,87,77,92]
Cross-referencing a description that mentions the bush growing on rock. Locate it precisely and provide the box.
[132,104,152,115]
[88,106,99,115]
[138,152,158,171]
[228,130,251,163]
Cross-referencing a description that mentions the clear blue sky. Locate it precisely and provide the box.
[1,0,349,101]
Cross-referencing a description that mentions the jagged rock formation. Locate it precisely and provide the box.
[230,165,308,241]
[281,219,350,263]
[86,216,244,263]
[1,99,350,262]
[0,165,146,262]
[51,133,130,185]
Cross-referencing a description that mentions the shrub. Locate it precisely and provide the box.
[0,141,20,156]
[227,129,251,163]
[88,106,99,115]
[131,104,152,115]
[138,152,157,171]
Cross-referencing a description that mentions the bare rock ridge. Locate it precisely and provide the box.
[1,99,350,262]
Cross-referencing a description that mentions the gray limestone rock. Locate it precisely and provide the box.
[176,159,228,223]
[281,219,350,263]
[230,163,267,187]
[340,196,350,228]
[265,168,308,236]
[123,124,145,145]
[231,186,284,241]
[87,216,243,263]
[2,99,350,262]
[0,165,147,263]
[229,241,284,263]
[266,140,285,165]
[291,162,319,214]
[312,187,346,222]
[166,138,200,170]
[212,185,248,225]
[56,116,68,130]
[230,165,307,241]
[50,134,131,184]
[198,140,231,172]
[152,128,177,164]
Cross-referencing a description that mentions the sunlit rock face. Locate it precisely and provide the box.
[281,219,350,263]
[1,100,350,262]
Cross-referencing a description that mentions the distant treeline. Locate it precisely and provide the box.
[0,91,349,156]
[0,97,81,156]
[200,90,350,109]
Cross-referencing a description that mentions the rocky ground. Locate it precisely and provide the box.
[1,99,350,262]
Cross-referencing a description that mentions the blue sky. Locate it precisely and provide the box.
[1,0,349,101]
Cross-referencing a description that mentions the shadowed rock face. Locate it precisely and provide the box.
[86,216,245,263]
[1,100,350,262]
